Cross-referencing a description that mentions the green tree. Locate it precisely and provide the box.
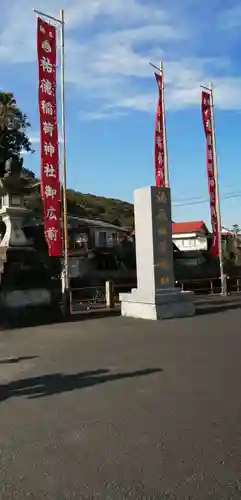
[0,91,135,228]
[231,224,241,264]
[0,91,34,175]
[232,224,240,235]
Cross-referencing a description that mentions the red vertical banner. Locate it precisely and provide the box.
[154,72,165,187]
[201,91,219,257]
[37,17,62,257]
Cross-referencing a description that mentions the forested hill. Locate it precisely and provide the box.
[24,169,134,228]
[66,189,134,228]
[0,91,134,228]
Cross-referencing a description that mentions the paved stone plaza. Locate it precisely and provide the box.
[0,301,241,499]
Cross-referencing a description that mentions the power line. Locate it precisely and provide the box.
[173,190,241,203]
[172,192,241,208]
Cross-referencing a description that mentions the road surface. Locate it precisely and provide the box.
[0,302,241,498]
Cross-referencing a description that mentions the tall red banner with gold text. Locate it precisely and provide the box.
[37,17,61,257]
[154,72,165,187]
[201,91,219,257]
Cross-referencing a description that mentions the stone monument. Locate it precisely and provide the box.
[0,156,60,324]
[119,186,195,320]
[0,157,31,247]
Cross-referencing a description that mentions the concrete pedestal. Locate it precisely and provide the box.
[120,288,195,320]
[119,186,195,320]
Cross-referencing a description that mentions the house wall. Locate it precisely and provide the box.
[92,228,121,248]
[62,256,89,279]
[173,232,208,251]
[70,224,124,250]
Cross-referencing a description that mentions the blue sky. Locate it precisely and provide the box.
[1,0,241,229]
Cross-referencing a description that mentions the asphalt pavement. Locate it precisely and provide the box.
[0,301,241,499]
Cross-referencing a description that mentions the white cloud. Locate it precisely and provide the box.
[29,134,64,144]
[29,135,40,144]
[0,0,241,117]
[78,58,240,116]
[79,110,127,121]
[105,93,155,113]
[64,0,171,29]
[210,78,241,110]
[0,0,177,63]
[21,132,63,156]
[218,5,241,30]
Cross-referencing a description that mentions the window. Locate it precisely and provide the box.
[182,239,196,248]
[99,231,107,247]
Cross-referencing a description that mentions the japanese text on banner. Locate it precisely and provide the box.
[37,17,61,257]
[154,73,165,188]
[201,90,219,257]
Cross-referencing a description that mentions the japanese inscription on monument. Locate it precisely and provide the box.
[152,187,174,289]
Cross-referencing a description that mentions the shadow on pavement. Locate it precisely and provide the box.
[0,356,38,364]
[195,302,241,316]
[2,308,120,331]
[65,308,121,323]
[0,367,162,402]
[195,295,241,306]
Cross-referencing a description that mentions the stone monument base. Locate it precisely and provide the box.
[0,246,62,326]
[119,288,195,320]
[0,175,62,326]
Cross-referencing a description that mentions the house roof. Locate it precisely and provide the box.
[172,221,209,234]
[25,214,126,232]
[67,215,126,231]
[130,220,209,236]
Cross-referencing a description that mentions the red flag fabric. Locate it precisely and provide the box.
[37,17,62,257]
[201,90,219,257]
[154,73,166,188]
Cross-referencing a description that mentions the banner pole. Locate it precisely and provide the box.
[60,8,70,314]
[209,81,225,295]
[33,7,70,313]
[160,61,169,188]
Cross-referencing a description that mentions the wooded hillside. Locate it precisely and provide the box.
[24,169,134,228]
[0,91,134,229]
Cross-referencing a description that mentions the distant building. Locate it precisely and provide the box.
[129,220,210,252]
[221,230,241,263]
[172,221,209,252]
[67,215,125,249]
[24,214,126,252]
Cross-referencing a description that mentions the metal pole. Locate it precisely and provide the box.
[209,81,225,295]
[160,61,169,188]
[60,8,70,315]
[33,8,60,24]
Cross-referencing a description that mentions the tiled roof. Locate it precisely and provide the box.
[67,215,125,231]
[25,214,126,232]
[172,221,209,234]
[129,221,209,236]
[130,221,209,236]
